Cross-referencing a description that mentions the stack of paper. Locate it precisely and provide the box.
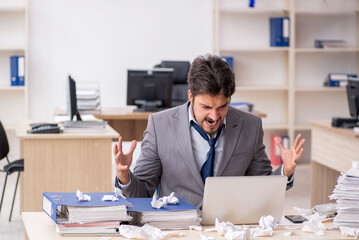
[330,161,359,227]
[56,221,120,235]
[127,198,200,230]
[43,192,131,235]
[76,82,101,114]
[62,120,107,133]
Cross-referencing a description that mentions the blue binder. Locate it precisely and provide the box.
[10,56,18,86]
[126,197,197,212]
[42,192,131,224]
[270,17,290,47]
[17,56,25,86]
[221,56,234,70]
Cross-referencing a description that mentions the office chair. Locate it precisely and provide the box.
[154,60,191,107]
[0,121,24,221]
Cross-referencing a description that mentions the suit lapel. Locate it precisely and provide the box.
[216,108,244,176]
[169,103,204,191]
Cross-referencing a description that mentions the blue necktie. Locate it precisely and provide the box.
[191,121,223,182]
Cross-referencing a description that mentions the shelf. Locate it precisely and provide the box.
[236,85,288,91]
[294,124,311,131]
[0,6,25,12]
[263,123,289,130]
[295,48,359,53]
[217,8,289,15]
[217,47,290,53]
[0,85,26,91]
[295,9,357,15]
[294,86,346,92]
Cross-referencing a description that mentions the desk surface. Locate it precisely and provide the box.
[15,120,119,139]
[22,212,346,240]
[307,119,359,138]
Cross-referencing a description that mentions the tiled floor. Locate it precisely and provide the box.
[0,162,310,240]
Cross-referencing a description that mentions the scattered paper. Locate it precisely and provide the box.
[259,215,277,230]
[151,195,167,209]
[340,226,359,238]
[200,233,215,240]
[119,225,144,239]
[159,192,179,205]
[250,227,273,237]
[302,214,326,236]
[283,231,294,237]
[151,192,179,209]
[76,190,91,202]
[140,224,166,240]
[225,228,250,240]
[293,206,312,216]
[102,195,119,201]
[215,218,241,235]
[119,224,184,240]
[114,187,127,199]
[189,225,203,231]
[214,219,250,240]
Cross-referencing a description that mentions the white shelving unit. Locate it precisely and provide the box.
[213,0,358,162]
[0,0,27,158]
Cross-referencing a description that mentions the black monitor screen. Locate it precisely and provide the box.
[68,75,82,121]
[127,69,174,112]
[347,78,359,120]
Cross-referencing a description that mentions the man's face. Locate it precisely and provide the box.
[188,90,230,139]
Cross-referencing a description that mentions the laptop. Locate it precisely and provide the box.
[201,175,287,225]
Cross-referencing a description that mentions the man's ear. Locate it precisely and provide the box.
[188,90,193,104]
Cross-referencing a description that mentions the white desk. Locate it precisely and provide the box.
[308,120,359,206]
[22,212,347,240]
[16,120,119,212]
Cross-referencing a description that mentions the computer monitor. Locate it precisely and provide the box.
[127,69,174,112]
[347,78,359,121]
[68,75,82,121]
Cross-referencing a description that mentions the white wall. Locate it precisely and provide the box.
[28,0,213,119]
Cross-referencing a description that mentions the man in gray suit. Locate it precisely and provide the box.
[114,54,305,208]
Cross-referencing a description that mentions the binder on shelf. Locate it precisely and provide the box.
[314,39,346,49]
[9,55,25,86]
[17,56,25,86]
[270,135,282,166]
[324,73,357,87]
[42,192,130,224]
[270,17,290,47]
[10,56,18,86]
[221,56,234,70]
[230,102,254,112]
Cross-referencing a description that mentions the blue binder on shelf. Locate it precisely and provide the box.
[17,56,25,86]
[10,56,18,86]
[270,17,290,47]
[325,73,358,87]
[42,192,131,224]
[221,56,234,70]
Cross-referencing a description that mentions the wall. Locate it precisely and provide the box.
[28,0,213,119]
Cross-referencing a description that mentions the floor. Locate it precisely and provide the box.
[0,161,311,240]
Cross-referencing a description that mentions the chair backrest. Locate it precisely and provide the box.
[157,61,190,84]
[0,121,10,160]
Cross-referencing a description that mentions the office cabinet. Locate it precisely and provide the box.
[213,0,359,161]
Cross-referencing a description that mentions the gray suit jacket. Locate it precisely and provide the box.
[116,102,292,208]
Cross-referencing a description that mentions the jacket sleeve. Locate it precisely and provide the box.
[114,114,162,197]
